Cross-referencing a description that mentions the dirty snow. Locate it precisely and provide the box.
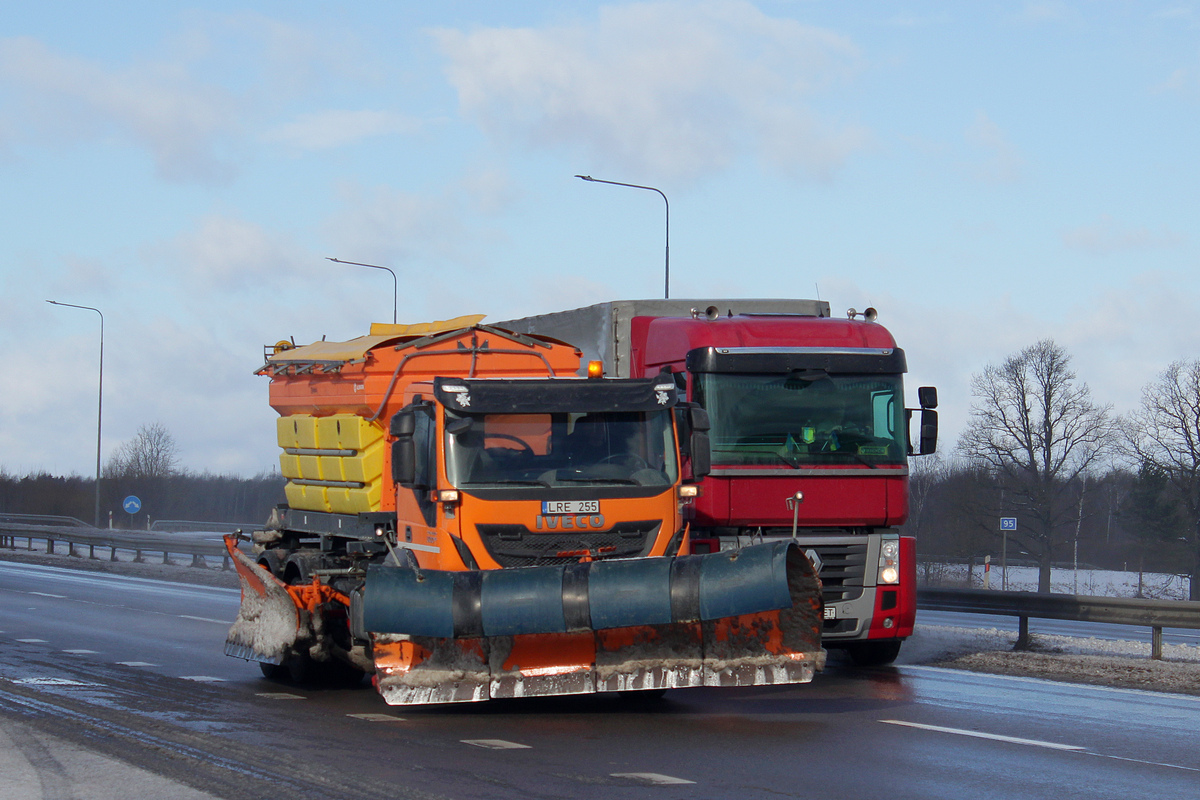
[896,622,1200,697]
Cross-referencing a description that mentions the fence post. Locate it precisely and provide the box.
[110,546,119,562]
[1015,616,1031,650]
[1151,626,1163,660]
[47,538,55,555]
[162,550,170,565]
[134,549,144,563]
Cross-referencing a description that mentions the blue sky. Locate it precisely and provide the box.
[3,1,1198,483]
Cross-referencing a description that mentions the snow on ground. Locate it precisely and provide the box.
[898,622,1200,696]
[920,563,1191,600]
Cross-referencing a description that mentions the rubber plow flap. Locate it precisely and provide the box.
[361,542,823,705]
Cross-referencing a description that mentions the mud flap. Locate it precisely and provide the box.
[222,535,301,666]
[365,541,823,705]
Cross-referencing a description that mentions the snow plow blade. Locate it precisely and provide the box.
[361,541,824,705]
[222,535,349,669]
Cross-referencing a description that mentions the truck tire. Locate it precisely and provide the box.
[845,640,902,667]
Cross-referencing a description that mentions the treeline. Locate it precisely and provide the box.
[902,459,1189,576]
[0,469,285,527]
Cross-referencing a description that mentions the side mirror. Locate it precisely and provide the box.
[919,409,938,455]
[688,406,710,432]
[690,431,711,479]
[918,386,938,410]
[389,409,416,485]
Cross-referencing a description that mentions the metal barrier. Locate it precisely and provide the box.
[918,587,1200,659]
[0,522,245,571]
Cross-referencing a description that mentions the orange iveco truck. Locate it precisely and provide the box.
[224,318,824,705]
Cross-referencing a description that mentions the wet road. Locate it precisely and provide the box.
[2,562,1198,799]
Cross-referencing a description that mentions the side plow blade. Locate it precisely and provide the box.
[364,541,823,705]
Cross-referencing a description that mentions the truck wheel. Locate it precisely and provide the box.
[845,641,902,667]
[259,662,288,680]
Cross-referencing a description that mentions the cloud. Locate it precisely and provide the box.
[1061,214,1185,255]
[433,0,867,182]
[262,109,423,151]
[323,182,484,269]
[965,111,1024,183]
[152,215,311,291]
[0,36,239,182]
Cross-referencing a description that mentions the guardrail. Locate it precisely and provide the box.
[0,522,243,570]
[918,587,1200,659]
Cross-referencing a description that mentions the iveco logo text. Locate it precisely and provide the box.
[535,514,606,530]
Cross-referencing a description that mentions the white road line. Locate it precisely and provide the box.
[180,676,226,682]
[62,649,99,655]
[880,720,1086,751]
[611,773,696,786]
[117,661,158,667]
[13,677,95,686]
[257,692,306,700]
[15,638,48,643]
[177,615,229,624]
[347,713,406,722]
[1085,752,1200,773]
[461,739,531,750]
[26,592,67,599]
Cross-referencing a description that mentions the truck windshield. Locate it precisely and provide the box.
[694,373,905,467]
[445,410,678,488]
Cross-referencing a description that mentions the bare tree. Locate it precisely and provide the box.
[958,339,1116,592]
[105,422,180,479]
[1124,360,1200,600]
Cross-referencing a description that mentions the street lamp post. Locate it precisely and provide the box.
[327,257,398,324]
[575,175,670,299]
[47,300,103,528]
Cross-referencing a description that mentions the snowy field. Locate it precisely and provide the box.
[898,622,1200,696]
[918,562,1192,600]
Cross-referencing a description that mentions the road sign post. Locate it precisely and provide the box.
[123,495,142,529]
[999,517,1016,591]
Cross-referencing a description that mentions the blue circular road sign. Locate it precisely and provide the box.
[123,495,142,514]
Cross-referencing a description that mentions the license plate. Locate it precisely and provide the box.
[541,500,600,515]
[823,606,837,620]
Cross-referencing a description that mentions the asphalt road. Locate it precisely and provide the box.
[2,561,1198,800]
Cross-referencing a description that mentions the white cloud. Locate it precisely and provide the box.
[965,111,1024,184]
[263,109,423,151]
[1061,214,1185,255]
[433,0,867,182]
[151,215,311,292]
[323,182,481,268]
[0,36,239,182]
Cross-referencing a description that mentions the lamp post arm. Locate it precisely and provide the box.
[327,257,398,324]
[575,176,670,299]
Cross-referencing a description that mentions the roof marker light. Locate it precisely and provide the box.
[587,360,604,378]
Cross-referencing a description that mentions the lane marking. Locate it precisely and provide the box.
[180,676,226,682]
[62,649,99,655]
[177,615,229,624]
[1084,752,1200,773]
[257,692,306,700]
[611,773,696,786]
[13,677,96,686]
[461,739,531,750]
[15,638,48,643]
[26,592,67,599]
[117,661,158,667]
[347,713,406,722]
[880,720,1085,751]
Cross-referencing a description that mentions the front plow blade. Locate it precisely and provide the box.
[222,535,300,666]
[363,541,823,704]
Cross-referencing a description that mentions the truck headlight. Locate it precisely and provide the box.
[877,538,900,584]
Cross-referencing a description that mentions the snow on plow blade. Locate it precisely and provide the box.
[222,535,300,665]
[361,541,824,705]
